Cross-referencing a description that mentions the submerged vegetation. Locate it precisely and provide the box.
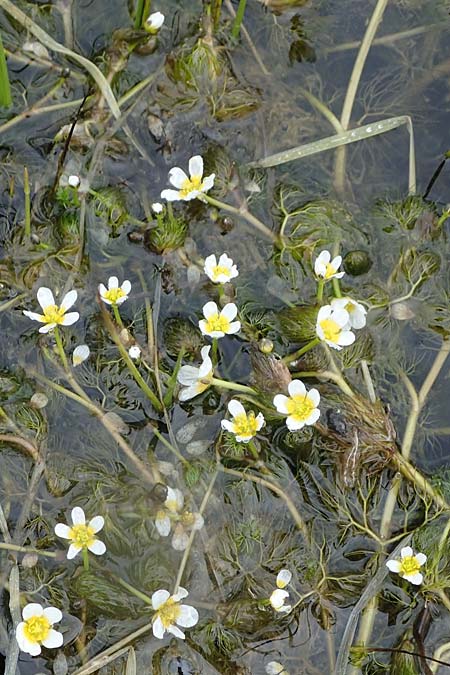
[1,0,450,673]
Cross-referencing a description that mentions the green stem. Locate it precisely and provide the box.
[231,0,247,40]
[151,425,189,465]
[247,440,259,460]
[24,167,31,239]
[210,377,257,395]
[211,337,219,366]
[204,194,278,243]
[112,303,124,329]
[283,338,320,364]
[332,277,342,298]
[134,0,147,28]
[0,542,56,557]
[53,326,69,371]
[114,575,153,605]
[0,32,12,107]
[82,547,89,571]
[316,280,324,302]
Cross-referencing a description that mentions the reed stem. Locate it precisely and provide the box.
[231,0,247,40]
[0,33,11,108]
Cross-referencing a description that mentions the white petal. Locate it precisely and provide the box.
[88,516,104,533]
[266,662,286,675]
[288,380,306,397]
[73,344,90,366]
[192,513,204,530]
[23,310,45,323]
[172,530,189,551]
[415,553,427,566]
[189,155,203,178]
[204,254,217,275]
[108,276,119,289]
[179,385,201,401]
[71,507,86,525]
[88,539,106,555]
[317,250,331,265]
[276,569,292,588]
[177,604,199,627]
[98,283,107,297]
[177,365,200,386]
[152,616,165,639]
[198,320,210,336]
[39,322,56,333]
[155,513,171,536]
[16,624,41,656]
[227,321,241,334]
[198,353,213,378]
[386,559,401,573]
[255,413,265,430]
[317,305,332,322]
[273,394,289,414]
[331,309,350,328]
[54,523,71,539]
[307,388,320,406]
[270,589,289,610]
[37,287,55,310]
[286,416,305,431]
[152,589,171,610]
[43,607,62,625]
[22,603,44,620]
[228,399,246,418]
[201,174,215,192]
[218,253,232,266]
[337,330,355,346]
[169,167,189,189]
[122,280,131,295]
[168,624,185,639]
[401,546,413,559]
[404,572,423,585]
[304,408,320,425]
[60,312,79,326]
[41,628,63,649]
[161,189,181,201]
[331,255,342,270]
[60,290,77,312]
[202,301,218,319]
[331,298,347,311]
[220,303,238,321]
[67,543,81,559]
[221,420,235,433]
[172,587,189,601]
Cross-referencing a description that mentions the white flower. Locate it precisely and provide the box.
[68,174,80,188]
[155,487,204,551]
[273,380,320,432]
[199,301,240,338]
[23,287,79,334]
[314,250,345,280]
[72,344,90,366]
[152,202,164,214]
[98,276,131,306]
[331,297,367,329]
[54,506,106,560]
[146,11,165,30]
[204,253,239,284]
[269,569,292,613]
[315,305,355,350]
[161,155,215,202]
[266,662,289,675]
[16,603,63,656]
[152,587,199,639]
[386,546,427,585]
[128,345,141,359]
[221,399,265,443]
[177,346,213,401]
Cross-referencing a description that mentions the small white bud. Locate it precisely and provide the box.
[128,345,141,360]
[146,11,164,30]
[152,202,163,214]
[68,174,80,188]
[72,344,90,366]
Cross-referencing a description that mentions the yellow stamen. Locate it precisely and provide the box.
[43,304,66,325]
[399,556,421,577]
[324,262,337,279]
[285,395,315,422]
[211,265,231,281]
[69,524,96,549]
[155,598,181,629]
[204,312,231,334]
[179,175,203,198]
[319,318,342,344]
[103,288,126,304]
[23,615,51,644]
[231,412,259,439]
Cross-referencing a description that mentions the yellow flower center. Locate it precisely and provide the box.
[180,175,203,198]
[204,312,231,334]
[399,556,421,577]
[345,302,355,313]
[69,523,96,548]
[324,262,337,279]
[103,287,126,304]
[211,265,231,281]
[43,304,65,325]
[231,412,259,439]
[285,394,315,422]
[156,598,181,629]
[319,318,341,343]
[23,615,51,644]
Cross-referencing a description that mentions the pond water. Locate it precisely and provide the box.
[1,0,450,673]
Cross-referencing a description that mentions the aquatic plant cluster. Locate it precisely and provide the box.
[1,0,450,673]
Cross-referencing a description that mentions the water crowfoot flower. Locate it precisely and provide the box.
[314,250,345,280]
[221,399,265,442]
[204,253,239,284]
[315,305,355,350]
[55,507,106,560]
[128,345,141,360]
[266,662,289,675]
[161,155,215,202]
[199,301,240,338]
[16,603,63,655]
[151,587,199,639]
[99,276,131,305]
[72,344,90,366]
[177,346,213,401]
[269,569,292,613]
[152,202,164,214]
[386,546,427,585]
[155,487,204,550]
[331,297,367,329]
[23,287,79,334]
[273,380,320,431]
[146,11,165,32]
